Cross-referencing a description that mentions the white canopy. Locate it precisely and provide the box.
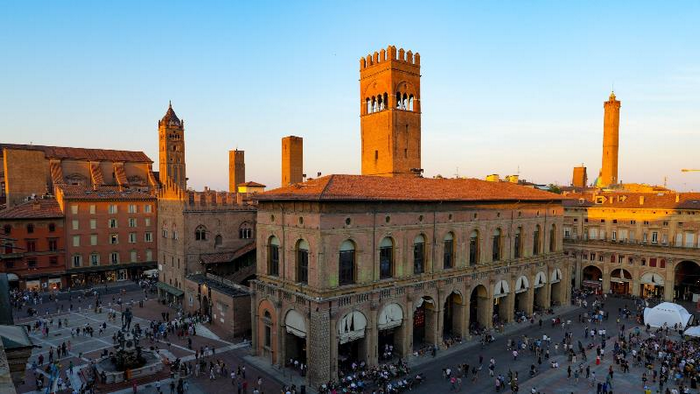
[377,303,403,331]
[685,326,700,338]
[338,311,367,344]
[550,268,563,284]
[644,302,693,329]
[5,273,19,281]
[534,271,547,288]
[640,272,665,286]
[494,280,510,298]
[515,276,529,294]
[285,309,307,338]
[143,269,159,277]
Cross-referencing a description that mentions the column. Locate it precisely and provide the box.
[524,288,534,315]
[426,306,440,346]
[575,257,582,289]
[251,295,259,355]
[462,298,471,339]
[366,306,378,367]
[402,302,414,356]
[308,306,332,386]
[665,259,675,302]
[503,292,515,323]
[601,263,611,294]
[480,296,493,329]
[276,306,285,366]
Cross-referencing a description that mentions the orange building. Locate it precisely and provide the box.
[599,92,621,187]
[281,136,303,186]
[229,149,245,193]
[572,166,588,188]
[360,45,421,177]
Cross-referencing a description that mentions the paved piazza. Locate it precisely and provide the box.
[12,286,700,393]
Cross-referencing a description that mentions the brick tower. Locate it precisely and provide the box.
[281,136,303,186]
[229,149,245,193]
[158,102,186,190]
[360,45,421,177]
[600,92,621,187]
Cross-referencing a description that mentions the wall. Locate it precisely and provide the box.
[3,149,49,208]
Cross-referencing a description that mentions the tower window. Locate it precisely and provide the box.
[375,150,378,161]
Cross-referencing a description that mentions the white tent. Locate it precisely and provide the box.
[685,326,700,338]
[644,302,694,329]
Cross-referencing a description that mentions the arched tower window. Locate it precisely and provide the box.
[296,239,309,284]
[366,98,371,114]
[408,95,414,111]
[339,240,355,285]
[378,95,384,110]
[533,225,541,255]
[469,230,480,266]
[396,92,402,109]
[239,223,253,239]
[195,225,207,241]
[214,234,222,247]
[443,232,454,269]
[379,237,393,279]
[413,234,425,274]
[492,228,502,262]
[268,236,280,276]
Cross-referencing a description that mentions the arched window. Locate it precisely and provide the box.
[514,227,523,259]
[339,240,355,285]
[443,232,454,269]
[214,234,222,247]
[413,234,425,274]
[239,223,253,239]
[379,237,393,279]
[268,236,280,276]
[27,224,34,234]
[296,239,309,284]
[383,93,388,110]
[549,224,557,252]
[402,93,408,110]
[492,228,502,262]
[372,97,378,112]
[408,95,414,111]
[195,225,207,241]
[366,98,371,114]
[533,225,541,255]
[378,95,384,110]
[396,92,402,109]
[469,230,479,266]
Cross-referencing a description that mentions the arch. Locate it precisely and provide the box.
[195,225,207,241]
[582,265,602,281]
[550,268,563,283]
[640,272,665,286]
[339,239,356,285]
[494,279,510,298]
[377,303,403,330]
[267,235,280,276]
[296,239,309,284]
[239,222,253,239]
[533,224,541,255]
[492,228,503,261]
[443,232,455,269]
[379,237,394,279]
[533,271,547,288]
[469,285,489,330]
[338,311,367,344]
[610,268,632,280]
[413,234,426,274]
[214,234,222,247]
[469,230,480,266]
[675,260,700,300]
[515,276,530,293]
[284,309,307,338]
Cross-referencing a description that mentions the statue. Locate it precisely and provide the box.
[121,308,133,331]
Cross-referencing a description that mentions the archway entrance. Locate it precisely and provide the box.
[640,272,664,299]
[337,311,368,373]
[443,292,464,339]
[413,296,436,349]
[493,280,510,324]
[550,269,564,305]
[469,285,489,334]
[533,271,547,311]
[377,303,404,360]
[201,296,210,319]
[675,261,700,301]
[582,265,603,294]
[284,310,307,372]
[514,276,530,320]
[610,269,632,295]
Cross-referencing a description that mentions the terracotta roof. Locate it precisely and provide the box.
[258,174,562,203]
[58,185,155,201]
[0,143,152,163]
[562,191,700,209]
[200,241,255,264]
[239,181,266,188]
[0,198,63,219]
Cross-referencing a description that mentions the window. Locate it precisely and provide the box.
[162,229,168,238]
[110,234,118,244]
[3,225,10,235]
[27,258,37,268]
[549,225,556,252]
[109,219,119,228]
[90,253,100,266]
[27,224,34,234]
[130,250,138,262]
[144,204,152,213]
[514,227,522,258]
[195,225,207,241]
[73,235,80,247]
[651,232,658,244]
[492,228,502,261]
[26,240,36,252]
[618,255,624,264]
[443,233,454,269]
[469,230,479,266]
[297,239,309,284]
[90,219,96,230]
[214,234,222,246]
[612,231,617,241]
[108,204,118,214]
[129,233,137,243]
[379,237,394,278]
[564,227,571,239]
[631,220,636,224]
[590,253,596,261]
[3,243,12,254]
[268,236,280,276]
[129,218,137,227]
[48,239,57,251]
[413,235,425,274]
[89,205,96,214]
[48,223,55,232]
[339,240,355,285]
[110,252,119,264]
[145,249,152,261]
[49,257,57,265]
[643,233,648,243]
[72,255,82,267]
[598,254,604,262]
[145,218,151,227]
[649,258,657,267]
[71,205,78,214]
[663,221,669,227]
[533,225,541,255]
[141,231,149,243]
[264,324,271,348]
[239,223,253,239]
[90,234,97,246]
[5,261,13,269]
[128,204,137,214]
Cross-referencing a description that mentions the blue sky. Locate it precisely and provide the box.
[1,1,699,191]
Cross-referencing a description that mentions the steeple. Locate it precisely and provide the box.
[160,101,181,127]
[158,102,186,190]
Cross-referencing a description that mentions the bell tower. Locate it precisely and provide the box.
[360,45,421,177]
[600,92,621,187]
[158,101,187,190]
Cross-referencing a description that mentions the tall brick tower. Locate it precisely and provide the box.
[600,92,621,187]
[229,149,245,193]
[282,136,303,186]
[158,102,186,190]
[360,45,421,177]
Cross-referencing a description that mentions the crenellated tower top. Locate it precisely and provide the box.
[359,45,420,69]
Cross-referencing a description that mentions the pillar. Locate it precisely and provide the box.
[574,256,583,289]
[308,306,332,386]
[461,299,471,339]
[601,264,611,294]
[276,306,285,366]
[502,292,515,323]
[366,307,378,367]
[480,296,493,329]
[251,295,259,354]
[425,305,440,346]
[402,302,414,355]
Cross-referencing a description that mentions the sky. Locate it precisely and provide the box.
[1,1,699,191]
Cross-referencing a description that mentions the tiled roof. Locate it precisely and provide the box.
[0,198,63,219]
[58,185,155,201]
[240,181,266,188]
[0,143,152,163]
[200,241,256,264]
[161,102,181,125]
[563,191,700,209]
[258,174,562,202]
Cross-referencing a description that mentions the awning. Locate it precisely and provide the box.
[534,271,547,288]
[338,311,367,344]
[5,273,19,281]
[494,280,510,298]
[640,273,665,286]
[378,303,403,331]
[285,310,307,338]
[157,282,184,297]
[550,268,563,284]
[582,280,601,288]
[515,276,529,294]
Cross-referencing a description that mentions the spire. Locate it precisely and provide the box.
[609,90,616,101]
[161,101,180,126]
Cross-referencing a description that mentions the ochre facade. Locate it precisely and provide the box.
[572,166,588,188]
[600,92,621,187]
[281,136,303,186]
[229,149,245,193]
[360,45,421,177]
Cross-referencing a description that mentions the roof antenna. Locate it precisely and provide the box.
[169,100,172,108]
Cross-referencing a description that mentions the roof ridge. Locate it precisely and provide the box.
[319,174,335,200]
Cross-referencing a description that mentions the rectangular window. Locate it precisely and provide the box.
[339,249,355,285]
[643,233,648,243]
[162,229,168,238]
[611,231,617,241]
[72,235,80,247]
[89,204,96,214]
[590,253,596,261]
[145,232,153,242]
[71,205,78,214]
[686,233,695,248]
[145,218,151,227]
[72,220,79,230]
[110,252,119,264]
[268,244,279,276]
[90,219,96,229]
[129,218,137,227]
[144,204,152,213]
[110,234,118,244]
[492,234,501,261]
[651,232,658,244]
[73,255,82,267]
[413,241,425,274]
[145,249,152,261]
[27,258,37,268]
[443,239,454,269]
[380,245,393,278]
[130,251,138,262]
[90,234,97,246]
[26,240,36,252]
[649,258,657,267]
[563,228,571,239]
[128,204,137,213]
[108,204,118,214]
[90,254,99,266]
[48,239,57,251]
[618,255,624,264]
[662,233,668,244]
[297,249,309,284]
[129,233,137,243]
[108,219,118,228]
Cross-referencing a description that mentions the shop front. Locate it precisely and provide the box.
[640,272,664,299]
